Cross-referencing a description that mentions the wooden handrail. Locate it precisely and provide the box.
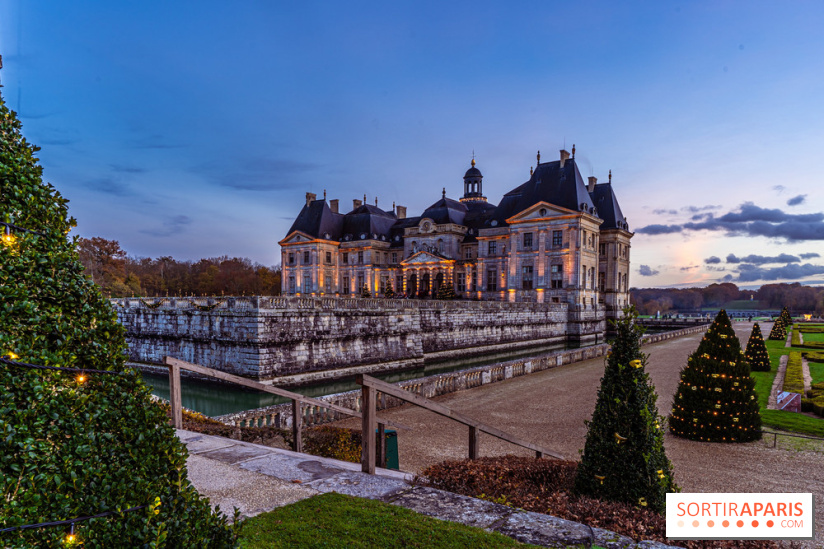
[163,357,410,454]
[356,373,563,474]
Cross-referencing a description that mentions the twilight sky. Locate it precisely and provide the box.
[2,1,823,289]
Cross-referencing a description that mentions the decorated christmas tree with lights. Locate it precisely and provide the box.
[768,317,787,341]
[0,87,236,545]
[744,323,771,372]
[669,310,761,442]
[575,307,677,513]
[778,306,793,326]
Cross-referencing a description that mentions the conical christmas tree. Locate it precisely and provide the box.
[0,88,236,545]
[437,281,456,300]
[744,323,771,372]
[778,307,793,327]
[575,307,677,513]
[669,310,761,442]
[768,318,787,341]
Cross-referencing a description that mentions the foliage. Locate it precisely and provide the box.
[359,284,371,298]
[781,352,805,394]
[669,310,762,442]
[0,92,237,547]
[77,237,282,297]
[791,329,802,346]
[424,456,776,549]
[238,492,536,549]
[778,306,793,326]
[630,283,824,315]
[744,323,771,372]
[383,284,395,299]
[767,319,787,341]
[302,426,362,463]
[437,281,457,300]
[574,307,676,513]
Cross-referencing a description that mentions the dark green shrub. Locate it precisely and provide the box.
[669,310,761,442]
[0,90,237,547]
[574,307,677,513]
[782,353,805,394]
[302,426,362,463]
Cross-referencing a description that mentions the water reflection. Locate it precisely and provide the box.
[142,341,580,417]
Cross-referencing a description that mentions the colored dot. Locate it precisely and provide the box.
[692,520,699,527]
[707,520,715,527]
[737,520,744,527]
[677,520,684,527]
[752,520,759,527]
[722,520,730,527]
[767,520,774,528]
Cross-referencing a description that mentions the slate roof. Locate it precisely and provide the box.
[421,196,468,225]
[340,204,397,242]
[589,182,630,231]
[286,200,343,240]
[487,159,597,227]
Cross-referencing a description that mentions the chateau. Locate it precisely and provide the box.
[279,148,632,323]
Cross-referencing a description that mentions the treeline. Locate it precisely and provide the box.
[76,237,281,297]
[631,282,824,315]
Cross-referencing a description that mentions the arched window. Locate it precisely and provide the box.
[437,239,444,253]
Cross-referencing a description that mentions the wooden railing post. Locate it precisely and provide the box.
[292,399,302,453]
[361,384,376,474]
[377,422,386,469]
[468,426,479,460]
[164,356,182,429]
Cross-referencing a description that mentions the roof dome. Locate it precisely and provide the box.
[464,158,482,179]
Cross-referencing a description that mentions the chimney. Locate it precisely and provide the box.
[559,150,570,168]
[329,199,339,214]
[587,176,597,193]
[396,205,407,219]
[353,198,363,209]
[305,192,317,206]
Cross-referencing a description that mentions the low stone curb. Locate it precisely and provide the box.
[180,430,684,548]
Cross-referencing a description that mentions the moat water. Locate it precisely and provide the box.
[141,341,590,417]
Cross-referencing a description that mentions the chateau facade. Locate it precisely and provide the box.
[279,148,632,323]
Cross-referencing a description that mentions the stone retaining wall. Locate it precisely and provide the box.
[114,296,595,381]
[215,323,709,428]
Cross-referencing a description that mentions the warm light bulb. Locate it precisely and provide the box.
[1,232,15,246]
[76,375,87,384]
[6,352,18,360]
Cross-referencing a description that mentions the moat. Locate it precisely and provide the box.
[141,340,584,417]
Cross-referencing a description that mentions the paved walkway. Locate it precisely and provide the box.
[180,429,680,548]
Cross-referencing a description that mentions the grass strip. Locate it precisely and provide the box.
[238,492,543,549]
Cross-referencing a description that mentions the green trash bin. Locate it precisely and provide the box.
[376,429,399,470]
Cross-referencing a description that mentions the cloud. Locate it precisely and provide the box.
[139,215,192,237]
[726,253,800,265]
[787,194,806,206]
[639,265,659,276]
[800,253,821,259]
[704,256,721,264]
[196,157,322,191]
[635,223,683,235]
[652,209,678,215]
[734,263,824,283]
[772,185,786,194]
[110,164,147,174]
[705,266,726,272]
[682,205,721,213]
[680,265,699,271]
[721,274,734,282]
[636,202,824,241]
[84,178,134,197]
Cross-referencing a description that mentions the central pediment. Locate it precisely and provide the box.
[400,251,452,265]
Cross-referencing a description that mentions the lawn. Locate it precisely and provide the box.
[238,492,553,549]
[757,335,824,437]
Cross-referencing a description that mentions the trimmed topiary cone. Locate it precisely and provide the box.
[0,89,237,546]
[575,307,678,513]
[745,323,771,372]
[669,310,761,443]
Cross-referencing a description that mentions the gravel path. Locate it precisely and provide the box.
[334,322,824,545]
